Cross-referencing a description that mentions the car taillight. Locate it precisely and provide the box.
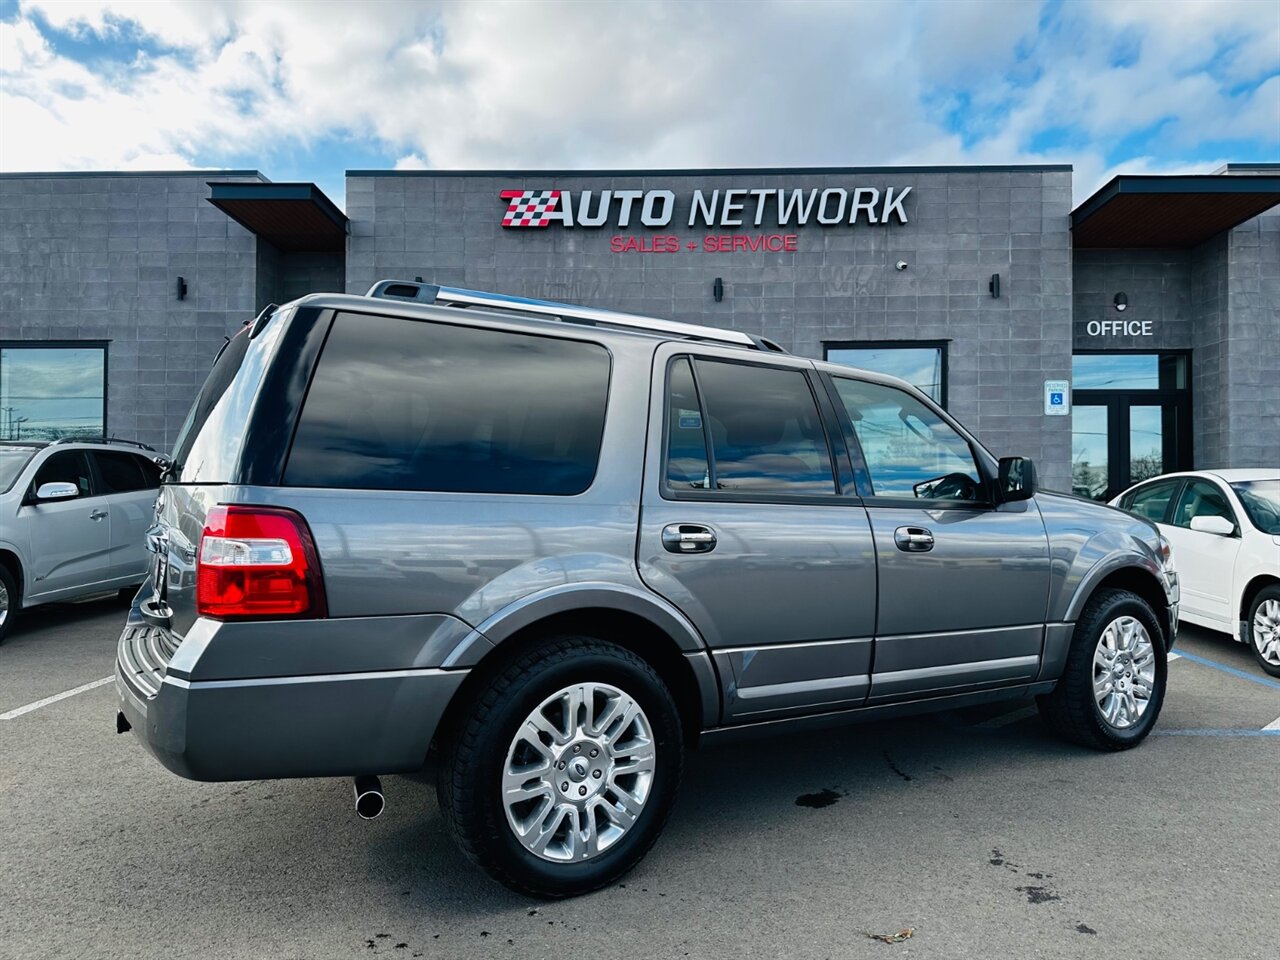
[196,505,326,619]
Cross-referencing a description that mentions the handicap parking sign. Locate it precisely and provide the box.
[1044,380,1070,416]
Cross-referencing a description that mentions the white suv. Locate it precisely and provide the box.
[0,438,161,643]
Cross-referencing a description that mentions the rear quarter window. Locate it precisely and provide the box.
[283,312,611,495]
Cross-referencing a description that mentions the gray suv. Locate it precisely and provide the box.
[117,282,1179,897]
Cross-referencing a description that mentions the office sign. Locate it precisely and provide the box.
[1086,319,1154,336]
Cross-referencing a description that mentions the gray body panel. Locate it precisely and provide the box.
[118,291,1179,783]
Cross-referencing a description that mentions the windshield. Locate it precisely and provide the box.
[0,447,37,493]
[1231,479,1280,535]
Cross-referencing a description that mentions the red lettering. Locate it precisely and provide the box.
[783,234,798,251]
[610,236,625,253]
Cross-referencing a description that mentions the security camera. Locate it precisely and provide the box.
[894,260,908,271]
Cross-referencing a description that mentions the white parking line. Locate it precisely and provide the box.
[0,676,114,721]
[1168,652,1182,661]
[1264,716,1280,732]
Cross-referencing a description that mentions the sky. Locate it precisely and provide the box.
[1,0,1276,209]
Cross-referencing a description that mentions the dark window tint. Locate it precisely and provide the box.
[833,377,982,501]
[32,451,93,496]
[1171,479,1235,529]
[692,359,834,495]
[93,451,151,493]
[135,455,161,488]
[172,325,263,483]
[665,358,711,489]
[1120,479,1179,522]
[285,313,611,495]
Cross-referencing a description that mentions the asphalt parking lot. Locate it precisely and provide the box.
[2,599,1278,960]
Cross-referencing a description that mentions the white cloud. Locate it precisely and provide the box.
[1,0,1275,201]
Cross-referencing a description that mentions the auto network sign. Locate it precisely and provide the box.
[499,185,912,254]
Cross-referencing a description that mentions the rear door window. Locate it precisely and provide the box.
[92,451,149,494]
[284,313,611,495]
[671,358,835,495]
[1120,479,1179,523]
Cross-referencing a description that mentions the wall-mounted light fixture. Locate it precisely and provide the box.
[176,276,187,301]
[989,273,1001,299]
[713,277,724,302]
[895,260,908,271]
[1114,292,1128,312]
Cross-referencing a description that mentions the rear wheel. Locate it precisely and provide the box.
[1038,588,1167,750]
[1245,585,1280,678]
[437,635,684,898]
[0,565,17,645]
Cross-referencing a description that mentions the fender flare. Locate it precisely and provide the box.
[441,582,720,730]
[1062,552,1167,625]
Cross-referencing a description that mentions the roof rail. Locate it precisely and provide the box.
[49,436,157,453]
[365,279,785,352]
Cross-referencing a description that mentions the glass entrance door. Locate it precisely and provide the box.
[1071,354,1192,501]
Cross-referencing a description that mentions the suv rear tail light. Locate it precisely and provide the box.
[197,505,327,619]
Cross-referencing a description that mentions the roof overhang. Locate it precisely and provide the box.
[1072,175,1280,249]
[207,182,348,252]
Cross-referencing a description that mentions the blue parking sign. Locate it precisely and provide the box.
[1044,379,1070,416]
[1049,391,1064,406]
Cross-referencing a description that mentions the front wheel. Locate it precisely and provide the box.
[1245,585,1280,678]
[437,636,684,898]
[1038,588,1167,750]
[0,564,18,645]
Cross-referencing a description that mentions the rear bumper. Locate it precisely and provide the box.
[116,612,468,782]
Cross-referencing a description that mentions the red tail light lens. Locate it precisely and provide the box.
[196,505,327,619]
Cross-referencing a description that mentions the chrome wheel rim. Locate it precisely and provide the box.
[0,580,8,627]
[1253,599,1280,667]
[1093,615,1157,730]
[503,682,655,863]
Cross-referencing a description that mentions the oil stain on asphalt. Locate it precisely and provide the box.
[794,788,844,808]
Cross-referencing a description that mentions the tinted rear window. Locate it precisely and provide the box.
[93,451,150,493]
[284,313,610,495]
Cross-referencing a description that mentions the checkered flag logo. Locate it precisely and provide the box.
[500,189,562,227]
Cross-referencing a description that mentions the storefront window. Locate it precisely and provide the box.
[825,343,946,405]
[0,345,106,441]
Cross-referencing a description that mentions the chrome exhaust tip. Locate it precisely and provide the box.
[353,774,385,820]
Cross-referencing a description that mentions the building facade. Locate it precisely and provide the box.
[0,163,1276,500]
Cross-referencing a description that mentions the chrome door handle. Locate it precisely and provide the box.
[662,523,717,554]
[894,526,934,552]
[89,509,108,521]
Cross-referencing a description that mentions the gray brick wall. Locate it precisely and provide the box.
[347,167,1075,491]
[1072,211,1280,472]
[1223,206,1280,468]
[0,172,263,451]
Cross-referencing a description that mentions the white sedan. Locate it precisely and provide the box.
[1111,469,1280,677]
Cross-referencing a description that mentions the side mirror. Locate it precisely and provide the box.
[35,481,80,502]
[996,456,1036,503]
[1189,515,1234,536]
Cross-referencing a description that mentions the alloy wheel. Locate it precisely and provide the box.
[1093,615,1156,730]
[1253,599,1280,667]
[0,579,8,628]
[503,682,656,863]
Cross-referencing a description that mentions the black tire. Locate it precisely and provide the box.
[437,635,685,898]
[0,564,18,645]
[1245,585,1280,679]
[1037,588,1167,750]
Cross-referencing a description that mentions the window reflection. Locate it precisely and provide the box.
[0,346,105,440]
[826,345,944,404]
